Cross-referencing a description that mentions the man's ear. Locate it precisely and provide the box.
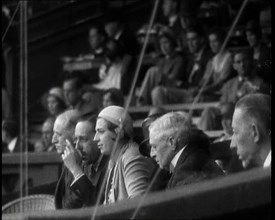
[168,136,176,151]
[251,123,260,143]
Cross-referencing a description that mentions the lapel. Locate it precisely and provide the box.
[88,155,109,188]
[54,165,66,208]
[168,145,194,189]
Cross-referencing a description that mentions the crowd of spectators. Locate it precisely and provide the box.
[1,0,271,213]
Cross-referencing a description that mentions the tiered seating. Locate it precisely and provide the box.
[129,102,223,143]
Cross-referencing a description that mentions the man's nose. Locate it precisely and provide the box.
[75,140,81,150]
[52,133,57,144]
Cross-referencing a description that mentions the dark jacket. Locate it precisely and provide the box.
[183,46,214,88]
[54,155,109,209]
[167,130,224,189]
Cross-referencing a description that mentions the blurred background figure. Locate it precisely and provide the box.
[46,87,67,119]
[34,117,56,152]
[245,20,271,85]
[102,88,124,108]
[2,119,34,153]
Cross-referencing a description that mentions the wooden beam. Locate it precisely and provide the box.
[2,167,270,219]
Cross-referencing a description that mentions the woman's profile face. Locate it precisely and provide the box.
[209,33,221,54]
[47,96,61,116]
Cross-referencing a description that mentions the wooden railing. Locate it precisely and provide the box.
[2,153,62,195]
[128,102,219,119]
[2,167,271,220]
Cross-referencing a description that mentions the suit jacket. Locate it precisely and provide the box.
[183,46,214,87]
[220,74,269,104]
[54,165,82,209]
[54,155,109,209]
[70,155,109,206]
[167,144,224,189]
[105,141,157,203]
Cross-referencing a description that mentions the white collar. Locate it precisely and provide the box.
[169,14,178,27]
[263,150,271,168]
[115,29,123,40]
[8,137,17,152]
[170,145,187,172]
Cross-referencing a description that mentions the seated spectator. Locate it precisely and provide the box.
[84,25,107,59]
[84,39,128,95]
[104,10,139,95]
[178,0,199,50]
[230,93,271,169]
[137,28,186,105]
[52,109,83,209]
[2,119,34,153]
[63,74,101,117]
[213,102,235,143]
[151,25,214,105]
[94,105,157,204]
[158,0,183,46]
[94,39,124,89]
[54,113,109,208]
[34,117,56,152]
[104,9,139,57]
[197,49,269,131]
[245,20,271,84]
[46,87,67,118]
[79,25,107,84]
[198,28,233,100]
[149,112,223,189]
[102,88,124,108]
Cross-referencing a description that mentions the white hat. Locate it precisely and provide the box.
[48,87,65,104]
[98,105,133,137]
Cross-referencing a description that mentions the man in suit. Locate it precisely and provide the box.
[197,49,269,131]
[52,109,81,209]
[63,75,101,117]
[230,93,271,169]
[2,119,34,153]
[93,105,157,204]
[149,112,223,189]
[104,10,139,95]
[55,113,109,209]
[53,109,108,209]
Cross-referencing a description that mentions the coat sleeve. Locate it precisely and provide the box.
[122,154,156,198]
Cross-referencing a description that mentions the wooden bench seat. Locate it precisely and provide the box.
[128,102,219,119]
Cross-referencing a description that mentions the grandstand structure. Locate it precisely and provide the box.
[2,0,271,219]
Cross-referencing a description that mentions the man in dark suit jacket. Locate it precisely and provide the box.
[2,119,34,153]
[53,110,108,209]
[149,112,223,189]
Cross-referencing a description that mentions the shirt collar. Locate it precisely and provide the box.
[8,137,17,152]
[170,145,187,172]
[169,14,178,27]
[263,150,271,168]
[115,29,123,40]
